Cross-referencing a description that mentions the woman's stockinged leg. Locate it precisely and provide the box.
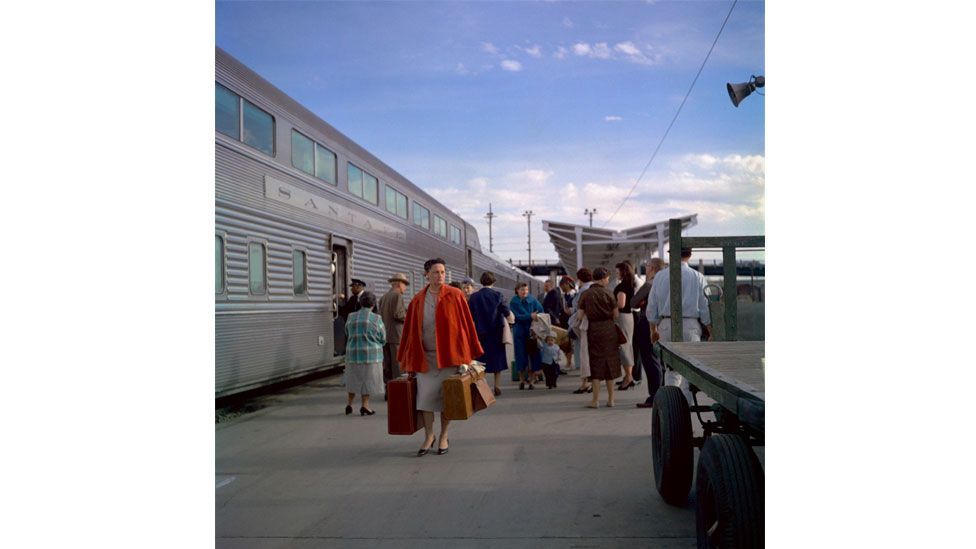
[422,411,435,447]
[438,414,451,449]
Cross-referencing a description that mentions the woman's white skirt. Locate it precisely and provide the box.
[416,351,453,412]
[344,361,384,395]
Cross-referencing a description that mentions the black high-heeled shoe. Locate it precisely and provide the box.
[360,406,376,416]
[418,436,436,456]
[345,405,353,415]
[437,439,449,455]
[619,380,635,391]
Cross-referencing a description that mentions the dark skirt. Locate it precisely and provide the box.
[587,319,622,381]
[476,330,509,373]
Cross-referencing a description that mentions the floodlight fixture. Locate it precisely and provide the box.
[727,75,765,107]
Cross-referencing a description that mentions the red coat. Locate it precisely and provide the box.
[397,284,484,373]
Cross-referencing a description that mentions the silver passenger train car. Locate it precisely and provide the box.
[216,47,540,398]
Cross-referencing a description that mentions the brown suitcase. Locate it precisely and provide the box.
[387,377,422,435]
[442,370,485,420]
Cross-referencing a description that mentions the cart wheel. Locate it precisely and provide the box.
[695,434,764,548]
[652,386,693,505]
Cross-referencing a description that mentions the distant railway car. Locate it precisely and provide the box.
[216,47,539,398]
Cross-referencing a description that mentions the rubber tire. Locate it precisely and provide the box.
[652,386,694,505]
[695,434,764,548]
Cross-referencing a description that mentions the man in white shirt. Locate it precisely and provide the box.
[646,248,711,400]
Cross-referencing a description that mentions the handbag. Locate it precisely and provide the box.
[472,376,496,411]
[615,324,627,345]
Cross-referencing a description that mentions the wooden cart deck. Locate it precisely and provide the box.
[658,341,765,433]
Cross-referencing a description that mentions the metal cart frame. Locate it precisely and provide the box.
[651,219,765,548]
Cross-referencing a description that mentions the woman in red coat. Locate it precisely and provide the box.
[397,258,484,456]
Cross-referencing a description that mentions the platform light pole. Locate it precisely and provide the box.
[584,208,597,227]
[485,203,496,253]
[522,210,534,269]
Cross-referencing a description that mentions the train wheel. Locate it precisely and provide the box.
[652,386,693,505]
[695,434,764,548]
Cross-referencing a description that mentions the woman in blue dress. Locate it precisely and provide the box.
[510,282,544,390]
[467,272,512,396]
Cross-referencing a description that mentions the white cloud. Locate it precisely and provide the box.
[524,44,542,58]
[614,41,661,65]
[482,42,498,54]
[501,59,522,72]
[614,41,641,56]
[573,42,612,60]
[570,40,664,65]
[455,63,470,76]
[605,115,622,122]
[553,46,568,60]
[562,16,574,29]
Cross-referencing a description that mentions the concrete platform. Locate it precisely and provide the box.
[216,370,699,548]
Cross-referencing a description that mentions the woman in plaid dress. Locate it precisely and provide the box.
[344,291,386,416]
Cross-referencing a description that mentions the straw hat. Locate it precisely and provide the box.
[388,272,410,285]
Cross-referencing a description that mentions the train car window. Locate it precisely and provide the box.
[215,83,239,138]
[386,186,408,219]
[347,163,364,198]
[248,242,267,295]
[413,203,430,230]
[291,131,314,175]
[315,144,337,185]
[215,235,225,294]
[243,100,275,156]
[293,249,307,295]
[396,193,407,219]
[434,215,447,238]
[363,173,378,204]
[450,225,461,245]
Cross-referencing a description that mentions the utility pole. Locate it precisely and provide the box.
[584,208,597,227]
[485,203,496,253]
[522,210,534,269]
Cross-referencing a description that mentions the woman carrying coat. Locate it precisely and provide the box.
[467,271,512,396]
[510,282,544,390]
[397,258,484,456]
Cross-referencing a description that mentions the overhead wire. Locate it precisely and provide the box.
[602,0,738,228]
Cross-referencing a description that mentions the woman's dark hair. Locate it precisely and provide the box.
[448,281,463,289]
[615,260,636,287]
[576,267,593,283]
[592,267,610,281]
[423,258,446,273]
[515,282,529,291]
[480,271,496,286]
[358,291,377,309]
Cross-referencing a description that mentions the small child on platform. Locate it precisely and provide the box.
[540,334,562,389]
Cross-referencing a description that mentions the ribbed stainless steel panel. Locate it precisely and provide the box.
[216,311,331,396]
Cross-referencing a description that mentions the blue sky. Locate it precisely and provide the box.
[217,0,765,263]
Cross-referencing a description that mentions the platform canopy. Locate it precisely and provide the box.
[541,214,697,276]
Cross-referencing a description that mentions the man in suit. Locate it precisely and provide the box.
[379,273,409,399]
[338,278,369,319]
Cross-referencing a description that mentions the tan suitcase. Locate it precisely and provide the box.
[442,370,484,420]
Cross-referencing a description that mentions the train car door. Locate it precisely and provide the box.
[332,239,349,356]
